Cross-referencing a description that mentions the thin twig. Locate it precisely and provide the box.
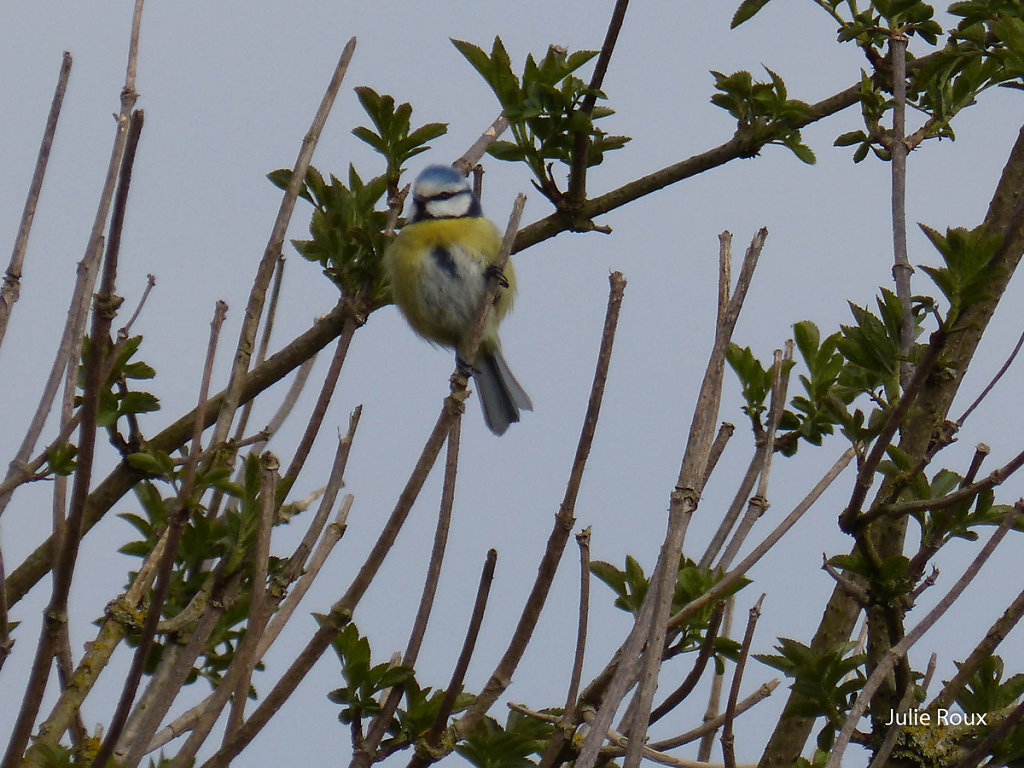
[698,599,733,762]
[1,95,142,768]
[6,299,354,607]
[283,317,358,482]
[888,30,914,387]
[91,292,224,768]
[650,601,726,724]
[410,549,498,768]
[616,230,767,768]
[225,453,279,736]
[699,444,764,569]
[566,527,592,717]
[453,271,626,745]
[453,114,509,174]
[0,543,8,672]
[209,37,357,455]
[957,326,1024,425]
[718,343,793,570]
[205,256,287,519]
[0,51,73,351]
[822,554,871,605]
[537,527,594,768]
[929,584,1024,712]
[825,502,1022,768]
[259,357,316,450]
[117,273,156,340]
[354,420,463,767]
[233,256,286,442]
[276,407,360,588]
[721,595,764,768]
[702,422,735,491]
[566,0,630,206]
[647,606,729,724]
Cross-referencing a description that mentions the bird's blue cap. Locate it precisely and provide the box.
[415,165,467,190]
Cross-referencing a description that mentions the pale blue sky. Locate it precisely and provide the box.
[2,3,1023,766]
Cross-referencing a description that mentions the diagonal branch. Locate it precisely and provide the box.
[0,51,73,351]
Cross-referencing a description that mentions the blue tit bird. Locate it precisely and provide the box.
[384,164,532,435]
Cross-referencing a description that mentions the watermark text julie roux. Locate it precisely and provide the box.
[884,709,987,727]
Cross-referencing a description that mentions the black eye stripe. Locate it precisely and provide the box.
[416,189,468,203]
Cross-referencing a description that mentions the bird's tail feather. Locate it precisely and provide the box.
[473,348,532,436]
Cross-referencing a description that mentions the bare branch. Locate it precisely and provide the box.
[698,599,733,762]
[209,37,357,453]
[0,51,73,350]
[410,549,498,768]
[617,230,767,768]
[566,0,631,206]
[453,271,626,742]
[453,114,509,174]
[721,595,764,768]
[2,102,144,768]
[649,601,725,724]
[92,293,225,768]
[929,583,1024,712]
[354,420,463,766]
[888,31,914,387]
[225,452,279,736]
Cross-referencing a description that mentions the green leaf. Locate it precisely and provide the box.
[732,0,774,27]
[45,443,78,477]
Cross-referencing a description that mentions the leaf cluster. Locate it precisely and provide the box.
[268,165,391,307]
[452,37,630,202]
[591,555,746,665]
[710,67,817,163]
[351,86,448,191]
[952,656,1024,765]
[327,623,415,725]
[456,710,556,768]
[918,224,1003,323]
[729,293,919,458]
[883,456,1021,547]
[117,453,295,687]
[755,638,867,752]
[325,622,475,757]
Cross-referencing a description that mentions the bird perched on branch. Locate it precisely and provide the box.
[384,164,532,435]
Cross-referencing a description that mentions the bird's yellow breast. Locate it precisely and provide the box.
[384,216,516,351]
